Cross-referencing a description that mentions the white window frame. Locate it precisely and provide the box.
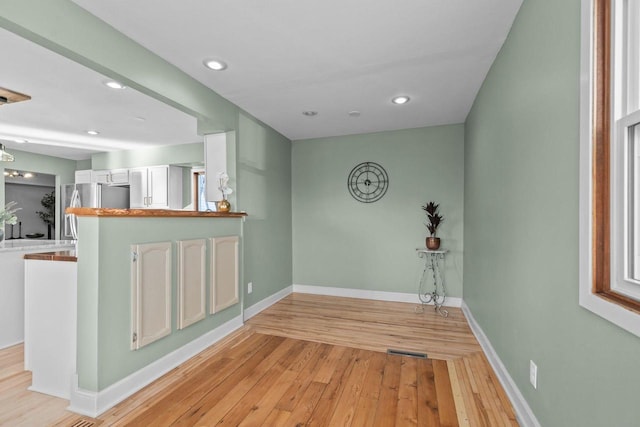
[579,0,640,338]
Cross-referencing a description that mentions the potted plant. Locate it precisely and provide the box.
[0,201,21,242]
[36,191,55,239]
[216,172,233,212]
[422,201,444,250]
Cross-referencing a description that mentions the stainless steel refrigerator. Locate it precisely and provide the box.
[60,183,130,239]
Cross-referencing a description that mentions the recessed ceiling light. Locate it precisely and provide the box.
[392,96,411,105]
[3,171,8,176]
[348,110,361,117]
[13,139,27,144]
[104,80,126,90]
[203,59,228,71]
[302,111,318,117]
[86,130,100,135]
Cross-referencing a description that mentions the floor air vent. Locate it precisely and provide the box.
[387,349,428,359]
[69,419,101,427]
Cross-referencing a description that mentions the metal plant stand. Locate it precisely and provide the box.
[415,248,449,317]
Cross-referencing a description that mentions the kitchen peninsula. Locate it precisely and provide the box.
[0,239,75,349]
[59,207,246,415]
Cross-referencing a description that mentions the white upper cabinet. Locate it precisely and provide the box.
[92,169,129,185]
[130,165,183,209]
[74,170,92,184]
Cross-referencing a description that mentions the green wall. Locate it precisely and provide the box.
[464,0,640,425]
[292,125,464,297]
[238,113,293,306]
[90,142,204,170]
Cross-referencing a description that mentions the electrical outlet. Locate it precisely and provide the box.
[247,282,253,294]
[529,360,537,389]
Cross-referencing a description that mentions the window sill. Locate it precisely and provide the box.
[579,288,640,338]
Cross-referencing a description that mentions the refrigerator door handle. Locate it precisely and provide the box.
[64,213,71,238]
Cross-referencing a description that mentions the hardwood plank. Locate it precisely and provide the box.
[235,340,321,426]
[433,359,459,427]
[327,348,371,426]
[395,356,419,426]
[417,358,441,427]
[275,342,330,413]
[452,358,484,427]
[305,347,359,427]
[189,338,303,426]
[167,335,287,426]
[117,332,275,426]
[351,351,387,427]
[372,354,402,426]
[283,381,326,427]
[448,359,471,427]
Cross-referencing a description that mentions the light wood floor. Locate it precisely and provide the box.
[0,293,518,426]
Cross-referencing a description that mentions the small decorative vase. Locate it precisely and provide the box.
[216,199,231,213]
[426,236,440,250]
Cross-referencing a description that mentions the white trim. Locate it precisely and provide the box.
[244,285,293,320]
[292,284,462,307]
[579,0,640,338]
[68,314,244,417]
[461,302,541,427]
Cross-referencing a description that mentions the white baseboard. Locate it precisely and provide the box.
[461,302,540,427]
[68,314,244,418]
[292,284,462,307]
[244,285,293,320]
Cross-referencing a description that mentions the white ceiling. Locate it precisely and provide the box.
[72,0,522,141]
[0,27,201,161]
[1,1,522,161]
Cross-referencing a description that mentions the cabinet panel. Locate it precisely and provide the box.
[210,236,239,314]
[75,170,92,184]
[177,239,206,329]
[131,242,172,350]
[148,166,169,208]
[92,170,111,184]
[129,168,147,209]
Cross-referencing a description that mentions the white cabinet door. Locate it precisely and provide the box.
[92,170,111,184]
[110,169,129,185]
[177,239,206,329]
[75,170,92,184]
[131,242,172,350]
[148,166,169,208]
[128,166,181,209]
[129,168,147,209]
[210,236,239,313]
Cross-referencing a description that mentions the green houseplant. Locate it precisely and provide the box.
[422,201,444,250]
[36,191,55,239]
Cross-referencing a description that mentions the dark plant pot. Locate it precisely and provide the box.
[426,237,440,250]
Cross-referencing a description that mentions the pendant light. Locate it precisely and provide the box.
[0,144,15,162]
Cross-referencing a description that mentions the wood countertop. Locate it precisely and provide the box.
[23,250,77,262]
[65,208,247,218]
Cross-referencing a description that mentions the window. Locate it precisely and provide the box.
[580,0,640,337]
